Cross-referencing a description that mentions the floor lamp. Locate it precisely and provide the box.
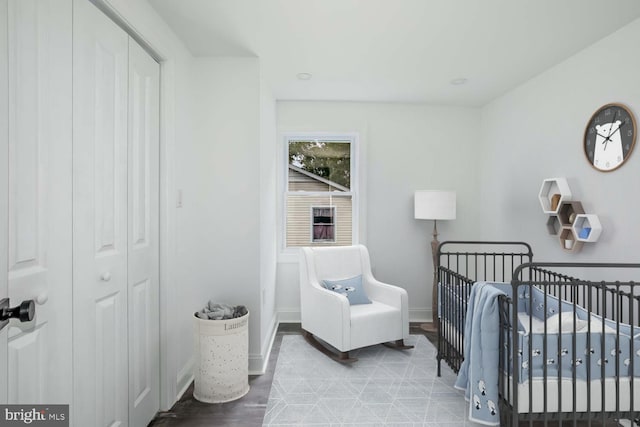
[414,190,456,333]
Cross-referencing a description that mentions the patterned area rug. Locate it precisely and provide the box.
[262,334,482,426]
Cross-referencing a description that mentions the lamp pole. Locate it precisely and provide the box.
[430,220,439,331]
[414,190,455,334]
[421,220,440,333]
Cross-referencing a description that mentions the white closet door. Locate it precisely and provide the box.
[0,0,8,405]
[73,0,129,425]
[5,0,72,404]
[127,39,160,426]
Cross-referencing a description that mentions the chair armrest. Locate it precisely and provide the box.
[364,276,410,339]
[365,277,407,308]
[300,280,352,351]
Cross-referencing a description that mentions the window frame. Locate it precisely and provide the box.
[280,132,359,258]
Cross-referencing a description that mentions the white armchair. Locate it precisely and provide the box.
[299,244,412,362]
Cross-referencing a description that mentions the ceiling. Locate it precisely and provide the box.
[148,0,640,106]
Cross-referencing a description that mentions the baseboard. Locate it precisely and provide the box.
[277,308,432,323]
[176,359,194,401]
[248,314,278,375]
[410,307,431,323]
[277,308,301,323]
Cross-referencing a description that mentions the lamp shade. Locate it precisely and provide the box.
[414,190,456,220]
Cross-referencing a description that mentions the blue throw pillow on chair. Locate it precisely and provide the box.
[321,275,372,305]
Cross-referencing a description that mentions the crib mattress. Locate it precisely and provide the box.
[505,375,640,414]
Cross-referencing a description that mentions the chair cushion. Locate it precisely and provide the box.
[321,275,372,305]
[350,301,402,349]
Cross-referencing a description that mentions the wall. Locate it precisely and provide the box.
[259,73,278,373]
[101,1,279,404]
[179,57,277,377]
[276,102,482,322]
[479,18,640,267]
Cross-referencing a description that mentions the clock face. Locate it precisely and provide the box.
[584,103,636,172]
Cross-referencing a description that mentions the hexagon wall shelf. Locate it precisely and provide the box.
[558,201,584,227]
[546,215,560,236]
[559,228,584,252]
[572,214,602,243]
[539,178,572,214]
[539,178,602,253]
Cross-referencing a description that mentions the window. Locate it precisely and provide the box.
[311,207,335,242]
[284,134,357,248]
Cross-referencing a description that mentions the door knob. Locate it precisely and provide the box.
[0,298,8,332]
[0,299,35,324]
[0,298,36,332]
[36,293,48,305]
[100,272,112,282]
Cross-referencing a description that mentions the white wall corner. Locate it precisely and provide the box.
[176,357,195,404]
[277,309,301,324]
[249,314,279,375]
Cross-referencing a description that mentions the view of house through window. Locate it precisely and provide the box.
[285,136,354,247]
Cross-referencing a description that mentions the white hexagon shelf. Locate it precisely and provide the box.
[539,178,573,214]
[572,214,602,243]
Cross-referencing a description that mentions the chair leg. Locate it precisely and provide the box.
[301,329,358,363]
[382,339,414,350]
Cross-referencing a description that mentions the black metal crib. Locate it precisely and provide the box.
[436,241,640,426]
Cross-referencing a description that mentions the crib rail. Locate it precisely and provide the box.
[438,240,534,283]
[436,241,533,376]
[501,262,640,427]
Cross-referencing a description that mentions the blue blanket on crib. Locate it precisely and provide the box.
[454,281,510,426]
[515,285,640,382]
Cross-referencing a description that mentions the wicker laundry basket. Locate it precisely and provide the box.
[193,311,250,403]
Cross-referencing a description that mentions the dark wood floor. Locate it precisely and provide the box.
[148,323,435,427]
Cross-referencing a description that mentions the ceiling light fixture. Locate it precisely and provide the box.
[296,72,313,81]
[450,78,468,86]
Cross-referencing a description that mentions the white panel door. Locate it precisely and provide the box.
[73,0,129,425]
[0,0,8,406]
[5,0,72,405]
[127,39,160,426]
